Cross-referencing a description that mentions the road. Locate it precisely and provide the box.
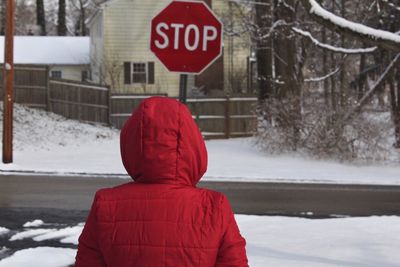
[1,174,400,256]
[1,174,400,217]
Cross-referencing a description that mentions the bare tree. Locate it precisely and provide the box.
[36,0,46,35]
[0,0,5,35]
[57,0,66,35]
[95,50,123,91]
[254,0,274,101]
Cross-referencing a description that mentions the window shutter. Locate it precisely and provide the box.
[124,62,131,84]
[148,62,155,84]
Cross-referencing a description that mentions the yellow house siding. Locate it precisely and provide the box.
[49,65,89,81]
[102,0,181,96]
[89,10,104,84]
[90,0,251,96]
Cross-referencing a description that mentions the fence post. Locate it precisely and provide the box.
[46,67,50,111]
[193,100,200,123]
[107,86,112,126]
[78,85,82,121]
[225,94,231,138]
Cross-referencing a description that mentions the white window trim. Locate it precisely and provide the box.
[51,70,62,79]
[131,62,148,84]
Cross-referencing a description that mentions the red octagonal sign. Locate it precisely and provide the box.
[150,1,223,74]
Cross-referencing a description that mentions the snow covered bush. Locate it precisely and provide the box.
[256,96,397,162]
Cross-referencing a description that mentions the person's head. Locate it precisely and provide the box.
[120,97,208,186]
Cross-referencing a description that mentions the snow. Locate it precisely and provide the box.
[236,215,400,267]
[0,227,9,236]
[2,215,400,267]
[307,0,400,43]
[0,104,119,152]
[382,0,400,12]
[33,225,83,244]
[23,220,44,228]
[0,247,76,267]
[205,139,400,185]
[0,104,400,185]
[304,67,339,82]
[8,224,83,244]
[0,36,90,65]
[292,27,377,54]
[9,229,56,241]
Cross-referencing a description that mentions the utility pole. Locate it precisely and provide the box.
[2,0,15,163]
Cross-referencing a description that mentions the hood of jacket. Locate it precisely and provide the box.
[120,97,208,186]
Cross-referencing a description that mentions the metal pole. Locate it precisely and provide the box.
[179,74,188,104]
[2,0,15,163]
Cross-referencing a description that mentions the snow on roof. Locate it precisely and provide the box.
[0,36,90,65]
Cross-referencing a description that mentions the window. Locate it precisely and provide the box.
[132,63,146,83]
[51,70,62,79]
[124,62,154,85]
[81,70,89,82]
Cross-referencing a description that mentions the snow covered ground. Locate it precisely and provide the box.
[0,104,399,185]
[0,105,399,266]
[1,215,399,267]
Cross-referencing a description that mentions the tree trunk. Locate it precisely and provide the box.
[255,0,273,101]
[58,0,67,36]
[339,0,346,107]
[80,0,87,36]
[322,24,329,106]
[273,0,302,150]
[0,0,5,35]
[358,46,366,100]
[36,0,46,35]
[395,66,400,148]
[329,0,337,112]
[389,65,400,148]
[390,4,400,148]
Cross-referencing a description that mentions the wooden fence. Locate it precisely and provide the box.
[0,65,48,109]
[48,79,109,124]
[188,97,257,138]
[0,66,257,138]
[110,95,257,138]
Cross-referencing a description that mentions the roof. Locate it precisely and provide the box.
[0,36,90,65]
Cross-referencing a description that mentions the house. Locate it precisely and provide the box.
[0,36,90,81]
[88,0,252,96]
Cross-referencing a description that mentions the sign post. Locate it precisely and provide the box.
[2,0,15,164]
[179,74,188,104]
[150,0,223,103]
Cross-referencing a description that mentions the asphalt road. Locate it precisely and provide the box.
[1,174,400,257]
[1,174,400,217]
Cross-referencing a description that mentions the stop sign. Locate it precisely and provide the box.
[150,1,223,74]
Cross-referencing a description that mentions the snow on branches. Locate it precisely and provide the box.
[300,0,400,52]
[292,27,377,54]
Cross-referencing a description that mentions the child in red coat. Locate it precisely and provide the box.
[75,97,248,266]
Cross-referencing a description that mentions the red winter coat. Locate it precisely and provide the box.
[75,97,248,267]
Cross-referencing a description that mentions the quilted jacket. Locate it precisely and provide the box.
[75,97,248,267]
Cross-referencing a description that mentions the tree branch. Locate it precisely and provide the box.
[292,27,377,54]
[304,67,340,82]
[343,53,400,121]
[300,0,400,52]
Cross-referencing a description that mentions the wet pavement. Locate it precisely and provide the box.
[1,174,400,256]
[1,174,400,216]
